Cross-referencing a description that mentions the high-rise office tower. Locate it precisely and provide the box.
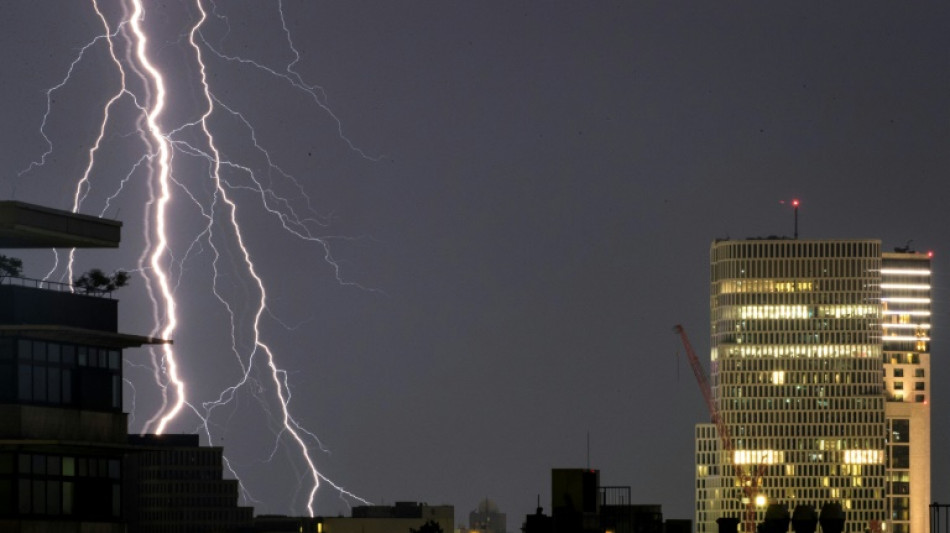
[881,251,931,533]
[696,239,931,533]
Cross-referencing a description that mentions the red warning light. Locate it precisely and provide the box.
[928,251,934,258]
[792,199,800,207]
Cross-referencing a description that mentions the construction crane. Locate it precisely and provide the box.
[673,324,762,533]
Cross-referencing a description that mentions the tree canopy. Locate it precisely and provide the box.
[0,255,23,278]
[74,269,130,294]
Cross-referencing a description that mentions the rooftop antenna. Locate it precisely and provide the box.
[792,198,800,239]
[586,431,590,469]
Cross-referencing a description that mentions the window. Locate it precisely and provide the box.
[891,446,910,468]
[891,420,909,443]
[7,453,121,519]
[9,338,121,411]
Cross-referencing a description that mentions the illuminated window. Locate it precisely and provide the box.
[843,450,884,464]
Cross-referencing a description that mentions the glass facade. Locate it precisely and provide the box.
[0,452,121,520]
[0,337,122,411]
[697,240,887,533]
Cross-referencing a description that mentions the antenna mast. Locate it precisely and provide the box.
[792,198,800,239]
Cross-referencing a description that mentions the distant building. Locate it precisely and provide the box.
[124,433,254,532]
[521,506,553,533]
[523,469,688,533]
[254,514,320,532]
[880,251,931,533]
[600,487,663,533]
[552,469,600,533]
[697,239,932,533]
[664,519,692,533]
[469,498,507,533]
[267,502,454,533]
[0,201,166,532]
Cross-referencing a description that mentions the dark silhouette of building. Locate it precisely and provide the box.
[340,502,454,533]
[600,486,664,533]
[931,503,950,533]
[0,201,166,532]
[124,433,254,532]
[522,506,554,533]
[255,502,454,533]
[523,469,690,533]
[253,514,320,532]
[665,519,692,533]
[552,469,601,533]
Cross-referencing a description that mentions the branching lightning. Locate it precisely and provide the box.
[17,0,373,515]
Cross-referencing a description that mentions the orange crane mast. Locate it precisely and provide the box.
[673,324,761,533]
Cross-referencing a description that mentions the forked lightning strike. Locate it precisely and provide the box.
[18,0,372,515]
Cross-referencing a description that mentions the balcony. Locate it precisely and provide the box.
[0,278,118,333]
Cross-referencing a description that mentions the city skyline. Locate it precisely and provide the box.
[0,1,947,522]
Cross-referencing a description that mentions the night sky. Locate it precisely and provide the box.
[0,1,948,525]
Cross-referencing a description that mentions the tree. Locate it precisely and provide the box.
[74,268,130,294]
[410,520,444,533]
[0,255,23,278]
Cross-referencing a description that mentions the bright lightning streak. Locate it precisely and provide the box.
[18,0,373,515]
[185,0,325,514]
[125,0,187,435]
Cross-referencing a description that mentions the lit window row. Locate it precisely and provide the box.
[880,283,931,290]
[880,269,930,276]
[719,280,816,294]
[734,449,783,465]
[726,305,879,320]
[720,345,881,361]
[844,449,885,464]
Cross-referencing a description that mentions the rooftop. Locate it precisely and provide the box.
[0,201,121,248]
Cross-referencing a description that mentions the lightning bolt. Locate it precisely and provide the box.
[18,0,373,515]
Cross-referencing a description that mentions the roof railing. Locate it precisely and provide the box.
[0,274,117,299]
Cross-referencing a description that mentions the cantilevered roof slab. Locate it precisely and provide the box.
[0,201,121,248]
[0,325,170,349]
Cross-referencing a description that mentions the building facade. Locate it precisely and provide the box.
[0,201,166,532]
[881,252,931,533]
[696,239,931,533]
[468,498,507,533]
[523,469,686,533]
[124,434,254,533]
[318,502,454,533]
